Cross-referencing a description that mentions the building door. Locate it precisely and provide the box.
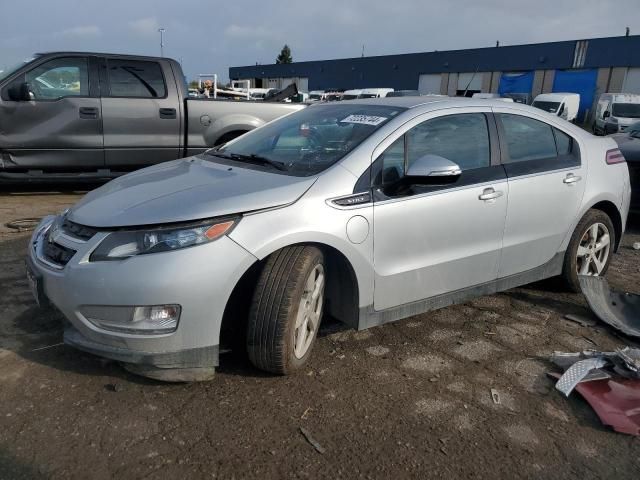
[457,72,483,97]
[623,68,640,94]
[418,74,441,95]
[552,69,598,122]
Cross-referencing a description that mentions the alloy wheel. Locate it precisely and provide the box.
[576,222,611,276]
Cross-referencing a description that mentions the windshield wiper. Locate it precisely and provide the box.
[205,151,287,171]
[229,153,288,171]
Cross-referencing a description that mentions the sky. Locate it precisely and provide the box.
[0,0,637,82]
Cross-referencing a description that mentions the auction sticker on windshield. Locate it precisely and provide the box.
[340,115,387,126]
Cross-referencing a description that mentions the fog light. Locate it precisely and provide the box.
[81,304,181,334]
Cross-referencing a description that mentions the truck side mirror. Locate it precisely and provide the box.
[8,82,32,101]
[603,110,610,119]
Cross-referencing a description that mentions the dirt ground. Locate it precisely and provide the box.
[0,185,639,480]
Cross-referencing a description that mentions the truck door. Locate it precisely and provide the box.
[0,55,104,171]
[100,57,181,170]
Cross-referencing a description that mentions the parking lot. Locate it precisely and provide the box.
[0,186,639,479]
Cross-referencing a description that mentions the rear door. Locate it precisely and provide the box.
[0,55,103,171]
[100,57,181,170]
[494,110,586,277]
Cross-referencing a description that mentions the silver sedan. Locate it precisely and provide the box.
[27,97,631,381]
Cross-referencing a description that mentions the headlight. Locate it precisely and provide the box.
[90,218,238,261]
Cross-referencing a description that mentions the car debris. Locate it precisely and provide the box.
[632,242,640,250]
[549,348,640,436]
[563,313,597,328]
[490,388,501,405]
[299,427,326,454]
[579,276,640,338]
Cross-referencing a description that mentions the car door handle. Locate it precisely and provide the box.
[159,108,177,119]
[478,187,504,201]
[563,173,582,184]
[79,107,98,119]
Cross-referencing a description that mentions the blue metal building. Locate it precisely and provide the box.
[229,35,640,122]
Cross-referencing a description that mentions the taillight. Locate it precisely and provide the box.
[606,148,626,165]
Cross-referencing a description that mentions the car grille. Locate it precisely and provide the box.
[61,218,98,241]
[42,230,77,267]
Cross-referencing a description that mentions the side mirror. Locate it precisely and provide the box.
[405,154,462,183]
[603,111,610,119]
[8,82,32,101]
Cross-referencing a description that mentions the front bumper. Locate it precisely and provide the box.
[27,216,257,377]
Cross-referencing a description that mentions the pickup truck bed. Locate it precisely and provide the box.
[0,52,303,181]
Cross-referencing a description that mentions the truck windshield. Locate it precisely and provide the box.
[532,101,561,113]
[612,103,640,118]
[341,94,359,100]
[212,104,405,176]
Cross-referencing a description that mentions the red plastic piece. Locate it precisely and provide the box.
[572,378,640,436]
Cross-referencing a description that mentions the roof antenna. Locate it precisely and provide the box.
[361,44,365,57]
[496,40,500,47]
[626,27,630,37]
[463,65,480,98]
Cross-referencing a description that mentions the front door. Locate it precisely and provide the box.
[493,110,586,278]
[100,57,181,170]
[372,109,508,311]
[0,55,103,171]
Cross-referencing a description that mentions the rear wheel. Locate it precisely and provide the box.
[561,209,615,292]
[246,246,325,374]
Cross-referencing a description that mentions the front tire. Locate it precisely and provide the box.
[246,246,325,374]
[561,209,615,292]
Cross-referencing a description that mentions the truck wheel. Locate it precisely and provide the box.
[561,209,615,293]
[246,246,325,374]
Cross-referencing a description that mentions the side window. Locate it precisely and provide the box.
[554,128,573,156]
[499,114,557,163]
[106,60,166,98]
[24,57,89,100]
[377,136,405,186]
[406,114,491,171]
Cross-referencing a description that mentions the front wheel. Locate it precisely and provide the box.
[246,246,325,374]
[561,209,615,292]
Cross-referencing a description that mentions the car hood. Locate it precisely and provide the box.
[68,156,316,227]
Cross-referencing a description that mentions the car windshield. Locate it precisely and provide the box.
[629,121,640,138]
[612,103,640,118]
[358,94,378,98]
[532,101,561,113]
[212,104,405,176]
[310,94,322,100]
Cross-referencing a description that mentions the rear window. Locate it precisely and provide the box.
[106,59,166,98]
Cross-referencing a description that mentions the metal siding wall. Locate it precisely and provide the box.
[532,70,545,97]
[542,70,555,93]
[440,73,450,95]
[481,72,492,93]
[229,36,640,92]
[447,73,459,96]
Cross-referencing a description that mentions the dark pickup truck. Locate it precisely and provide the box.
[0,52,303,181]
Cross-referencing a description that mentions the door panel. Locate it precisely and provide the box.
[495,112,586,277]
[373,177,508,311]
[0,56,104,170]
[101,58,181,169]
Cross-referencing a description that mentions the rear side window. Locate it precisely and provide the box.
[106,60,166,98]
[554,128,574,156]
[499,114,557,163]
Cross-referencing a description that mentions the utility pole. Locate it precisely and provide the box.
[158,28,166,57]
[626,27,630,37]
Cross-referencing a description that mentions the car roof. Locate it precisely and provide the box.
[336,95,563,115]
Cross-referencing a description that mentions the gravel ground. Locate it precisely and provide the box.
[0,186,639,479]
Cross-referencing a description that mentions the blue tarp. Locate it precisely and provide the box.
[552,69,598,122]
[498,72,534,95]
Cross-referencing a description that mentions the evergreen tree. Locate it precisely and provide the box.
[276,45,293,64]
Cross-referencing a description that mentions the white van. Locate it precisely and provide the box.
[309,90,326,102]
[532,93,580,122]
[593,93,640,135]
[358,88,394,98]
[341,89,363,100]
[471,93,514,102]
